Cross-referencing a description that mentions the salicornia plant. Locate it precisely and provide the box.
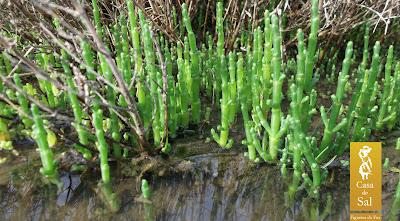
[316,42,353,162]
[3,0,400,212]
[376,45,395,130]
[31,104,62,189]
[352,41,381,141]
[210,1,234,148]
[139,10,162,146]
[13,74,33,127]
[92,102,110,184]
[182,3,201,124]
[254,14,288,162]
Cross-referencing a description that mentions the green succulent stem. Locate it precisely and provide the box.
[211,2,233,149]
[182,3,201,124]
[376,45,394,130]
[31,104,62,189]
[353,41,381,141]
[13,74,33,127]
[141,179,151,199]
[92,105,110,184]
[304,0,319,93]
[256,14,287,161]
[317,41,353,162]
[139,10,161,146]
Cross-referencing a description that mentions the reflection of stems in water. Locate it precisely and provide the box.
[300,195,332,221]
[144,202,154,221]
[141,179,155,221]
[98,182,120,213]
[320,195,333,220]
[390,177,400,221]
[301,198,318,221]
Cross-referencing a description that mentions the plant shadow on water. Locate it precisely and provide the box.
[0,137,398,221]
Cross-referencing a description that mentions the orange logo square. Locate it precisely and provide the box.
[350,142,382,220]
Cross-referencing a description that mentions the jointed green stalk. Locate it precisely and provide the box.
[337,26,371,154]
[182,3,201,124]
[304,0,319,93]
[251,27,262,120]
[61,50,89,147]
[92,105,110,184]
[396,138,400,151]
[127,0,150,130]
[176,43,189,129]
[211,56,233,148]
[261,10,272,114]
[376,45,394,130]
[255,14,287,161]
[37,53,57,108]
[211,1,233,148]
[165,45,177,139]
[183,38,193,105]
[81,41,96,81]
[139,10,161,146]
[317,42,353,162]
[237,53,256,160]
[228,52,237,123]
[295,0,320,132]
[31,104,62,189]
[13,74,33,127]
[353,41,381,141]
[119,14,132,85]
[101,53,122,158]
[141,179,154,221]
[387,62,400,129]
[88,2,122,157]
[289,84,321,192]
[91,0,103,38]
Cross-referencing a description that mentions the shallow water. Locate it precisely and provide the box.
[0,138,398,221]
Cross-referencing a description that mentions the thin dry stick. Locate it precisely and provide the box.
[133,0,180,42]
[202,0,212,39]
[7,47,34,77]
[228,0,248,50]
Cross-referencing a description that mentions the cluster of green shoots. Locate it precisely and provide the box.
[209,0,400,203]
[1,0,400,215]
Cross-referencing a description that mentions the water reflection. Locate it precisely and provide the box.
[0,151,389,221]
[98,182,120,213]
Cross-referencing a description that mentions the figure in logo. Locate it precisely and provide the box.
[358,145,372,180]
